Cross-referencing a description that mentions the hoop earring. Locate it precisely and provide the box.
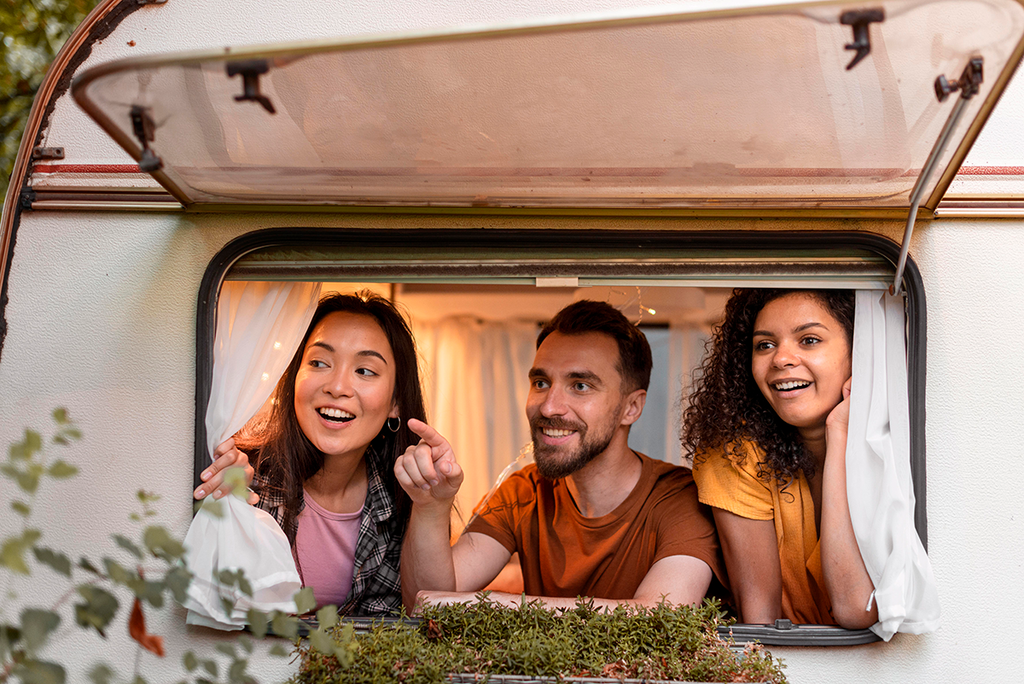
[386,416,401,433]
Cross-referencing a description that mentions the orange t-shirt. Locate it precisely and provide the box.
[465,452,723,600]
[692,442,834,624]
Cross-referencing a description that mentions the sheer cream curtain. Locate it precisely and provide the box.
[183,281,321,630]
[849,290,940,639]
[413,316,537,526]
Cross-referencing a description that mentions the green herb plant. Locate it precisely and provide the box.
[0,409,339,684]
[293,595,787,684]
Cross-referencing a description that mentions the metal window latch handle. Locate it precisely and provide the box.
[840,9,885,71]
[935,57,985,102]
[226,59,277,114]
[130,105,163,173]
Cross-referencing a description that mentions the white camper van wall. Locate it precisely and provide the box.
[183,280,321,629]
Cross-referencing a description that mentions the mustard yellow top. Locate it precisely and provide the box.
[692,443,834,625]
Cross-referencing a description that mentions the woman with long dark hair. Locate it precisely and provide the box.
[683,289,876,628]
[198,291,426,616]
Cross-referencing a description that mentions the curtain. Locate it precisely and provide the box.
[848,289,940,640]
[413,316,537,530]
[182,281,321,630]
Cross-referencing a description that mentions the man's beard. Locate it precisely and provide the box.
[530,417,617,480]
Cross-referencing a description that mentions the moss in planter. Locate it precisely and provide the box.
[291,596,786,683]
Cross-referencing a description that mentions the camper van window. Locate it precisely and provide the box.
[194,228,926,646]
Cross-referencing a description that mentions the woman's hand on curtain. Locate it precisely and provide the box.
[395,419,464,508]
[193,438,258,505]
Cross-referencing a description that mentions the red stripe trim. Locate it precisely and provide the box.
[956,166,1024,175]
[33,164,142,173]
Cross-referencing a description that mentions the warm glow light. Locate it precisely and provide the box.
[261,372,270,381]
[273,341,282,349]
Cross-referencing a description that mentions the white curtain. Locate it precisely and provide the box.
[413,316,537,528]
[848,289,940,640]
[183,280,321,630]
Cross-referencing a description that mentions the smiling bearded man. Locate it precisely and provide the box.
[396,300,727,612]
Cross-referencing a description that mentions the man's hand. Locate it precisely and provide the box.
[193,438,258,505]
[394,419,464,506]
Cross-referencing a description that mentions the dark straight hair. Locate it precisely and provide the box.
[242,290,427,544]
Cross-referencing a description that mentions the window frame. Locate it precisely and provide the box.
[194,227,927,646]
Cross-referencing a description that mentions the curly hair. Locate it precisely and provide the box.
[681,289,855,484]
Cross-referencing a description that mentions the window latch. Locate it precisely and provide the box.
[840,8,885,71]
[226,59,276,115]
[130,105,163,173]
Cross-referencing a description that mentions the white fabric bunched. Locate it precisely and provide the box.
[183,281,321,630]
[848,290,940,640]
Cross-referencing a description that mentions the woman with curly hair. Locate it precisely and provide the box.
[682,289,876,629]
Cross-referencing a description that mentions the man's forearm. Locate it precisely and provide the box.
[400,502,457,611]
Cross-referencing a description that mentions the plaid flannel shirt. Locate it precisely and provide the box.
[254,448,404,617]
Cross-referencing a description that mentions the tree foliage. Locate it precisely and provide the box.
[1,1,98,197]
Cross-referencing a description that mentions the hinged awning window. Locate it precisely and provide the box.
[72,0,1024,211]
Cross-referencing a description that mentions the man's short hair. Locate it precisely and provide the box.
[537,300,653,393]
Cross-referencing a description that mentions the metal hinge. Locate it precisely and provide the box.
[31,147,64,161]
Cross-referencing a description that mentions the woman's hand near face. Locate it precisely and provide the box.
[394,419,464,508]
[825,377,853,437]
[193,438,259,505]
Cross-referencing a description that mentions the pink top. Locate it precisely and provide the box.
[293,489,362,609]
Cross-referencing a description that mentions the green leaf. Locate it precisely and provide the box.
[308,628,335,655]
[87,663,115,684]
[237,574,253,598]
[202,659,218,678]
[74,586,118,636]
[237,634,253,654]
[293,586,316,614]
[316,605,338,631]
[10,429,42,461]
[20,609,60,654]
[46,460,78,479]
[131,579,165,609]
[16,658,66,684]
[215,642,236,658]
[246,609,268,639]
[183,651,199,672]
[12,500,31,517]
[271,612,298,640]
[197,498,223,518]
[78,557,101,575]
[112,534,143,560]
[136,490,160,505]
[1,528,42,574]
[52,408,68,425]
[163,566,192,603]
[268,643,290,657]
[102,557,131,585]
[218,568,238,587]
[32,547,71,577]
[142,526,185,562]
[7,463,44,495]
[220,597,237,619]
[227,660,249,684]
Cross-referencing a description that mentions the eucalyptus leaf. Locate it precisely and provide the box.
[51,408,68,425]
[227,659,249,684]
[163,565,192,603]
[74,586,118,636]
[293,586,316,614]
[237,574,253,598]
[87,663,115,684]
[20,609,60,654]
[237,633,253,654]
[12,500,31,517]
[46,460,78,479]
[202,658,218,678]
[102,557,131,585]
[78,557,101,575]
[112,534,143,560]
[270,612,298,640]
[268,643,290,657]
[308,627,335,655]
[17,658,65,684]
[142,526,185,561]
[316,605,339,631]
[183,650,199,671]
[1,528,42,574]
[32,547,71,577]
[215,642,236,658]
[246,609,268,639]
